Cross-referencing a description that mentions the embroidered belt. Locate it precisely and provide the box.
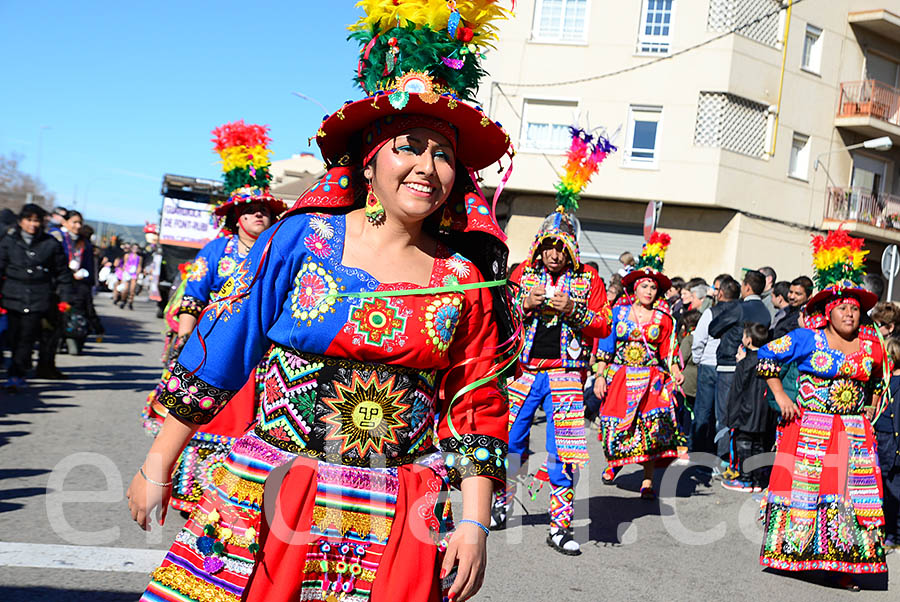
[797,374,867,415]
[255,346,439,468]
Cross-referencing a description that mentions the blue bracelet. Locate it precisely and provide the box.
[458,519,490,537]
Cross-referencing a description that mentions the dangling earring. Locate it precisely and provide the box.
[365,181,385,226]
[438,204,452,237]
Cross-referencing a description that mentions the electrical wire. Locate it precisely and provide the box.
[494,0,807,89]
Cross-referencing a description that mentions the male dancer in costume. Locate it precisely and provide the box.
[493,129,613,555]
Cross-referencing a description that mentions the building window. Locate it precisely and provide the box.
[801,24,822,73]
[624,105,662,167]
[533,0,589,43]
[520,98,578,153]
[788,133,810,180]
[637,0,674,54]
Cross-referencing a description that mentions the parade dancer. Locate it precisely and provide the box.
[128,2,516,600]
[497,128,613,556]
[139,121,287,514]
[759,228,890,587]
[595,232,683,499]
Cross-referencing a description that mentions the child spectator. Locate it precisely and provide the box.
[617,251,635,277]
[721,323,771,492]
[875,336,900,549]
[871,301,900,339]
[677,309,701,454]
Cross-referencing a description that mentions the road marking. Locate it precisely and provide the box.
[0,542,165,573]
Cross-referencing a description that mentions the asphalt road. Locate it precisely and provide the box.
[0,295,897,601]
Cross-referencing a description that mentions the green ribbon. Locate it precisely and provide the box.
[323,277,519,441]
[324,279,507,301]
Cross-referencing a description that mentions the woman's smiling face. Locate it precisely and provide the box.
[364,127,456,224]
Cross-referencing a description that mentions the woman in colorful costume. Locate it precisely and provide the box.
[140,121,287,514]
[758,229,889,583]
[128,2,516,601]
[496,128,613,555]
[594,232,683,499]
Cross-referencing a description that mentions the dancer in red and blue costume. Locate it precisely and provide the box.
[127,2,517,601]
[594,232,683,500]
[140,120,287,514]
[758,228,889,587]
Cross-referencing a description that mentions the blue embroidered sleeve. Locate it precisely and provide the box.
[161,223,299,424]
[180,239,223,317]
[596,309,617,363]
[757,328,812,378]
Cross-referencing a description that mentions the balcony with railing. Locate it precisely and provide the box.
[835,80,900,142]
[825,186,900,241]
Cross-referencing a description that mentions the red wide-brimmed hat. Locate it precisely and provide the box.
[314,2,514,172]
[210,120,287,230]
[804,228,878,315]
[622,232,673,293]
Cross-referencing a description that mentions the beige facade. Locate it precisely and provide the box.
[269,153,325,202]
[478,0,900,294]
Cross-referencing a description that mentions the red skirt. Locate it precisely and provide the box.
[760,409,887,573]
[245,454,452,602]
[598,364,679,467]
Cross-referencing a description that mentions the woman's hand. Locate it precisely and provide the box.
[671,368,685,386]
[126,466,171,531]
[442,522,487,602]
[593,373,607,398]
[774,392,800,422]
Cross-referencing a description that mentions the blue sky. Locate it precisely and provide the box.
[0,1,365,224]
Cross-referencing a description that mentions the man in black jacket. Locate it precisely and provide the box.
[708,271,771,463]
[0,204,73,389]
[770,276,812,340]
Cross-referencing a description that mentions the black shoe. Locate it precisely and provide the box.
[489,502,508,531]
[546,528,581,556]
[128,302,134,310]
[35,368,68,380]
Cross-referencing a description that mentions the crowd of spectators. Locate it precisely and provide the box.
[0,203,153,391]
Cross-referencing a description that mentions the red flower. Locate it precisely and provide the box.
[57,302,71,313]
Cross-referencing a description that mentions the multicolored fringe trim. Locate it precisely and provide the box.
[599,405,679,468]
[170,432,239,513]
[141,432,292,602]
[760,496,887,574]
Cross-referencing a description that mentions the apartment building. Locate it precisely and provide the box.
[478,0,900,292]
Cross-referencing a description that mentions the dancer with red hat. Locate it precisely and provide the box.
[139,121,287,514]
[594,232,683,499]
[758,228,889,586]
[128,2,516,601]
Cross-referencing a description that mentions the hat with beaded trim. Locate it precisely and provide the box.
[622,231,672,293]
[805,227,878,320]
[210,120,287,230]
[313,0,515,172]
[290,0,516,244]
[527,127,616,270]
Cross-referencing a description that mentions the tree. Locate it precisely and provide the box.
[0,153,55,211]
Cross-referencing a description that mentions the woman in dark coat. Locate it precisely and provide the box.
[0,204,73,390]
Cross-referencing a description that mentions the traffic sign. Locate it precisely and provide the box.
[881,244,899,279]
[643,201,660,241]
[883,244,899,301]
